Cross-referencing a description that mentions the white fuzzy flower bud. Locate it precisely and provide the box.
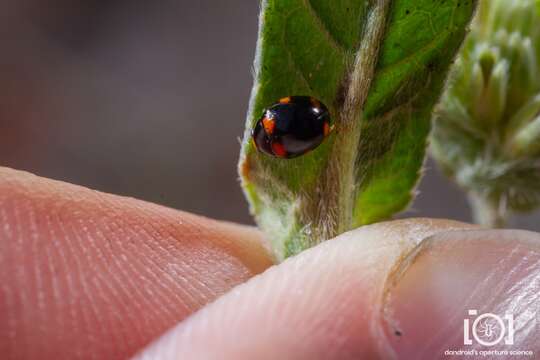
[431,0,540,226]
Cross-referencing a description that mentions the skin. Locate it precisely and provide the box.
[1,167,539,359]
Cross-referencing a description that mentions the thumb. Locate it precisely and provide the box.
[132,218,540,359]
[383,228,540,358]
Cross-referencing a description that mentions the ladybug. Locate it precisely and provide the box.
[252,96,333,159]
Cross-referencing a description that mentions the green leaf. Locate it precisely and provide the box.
[239,0,476,260]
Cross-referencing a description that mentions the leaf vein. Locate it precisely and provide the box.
[302,0,347,53]
[283,7,318,96]
[377,29,452,77]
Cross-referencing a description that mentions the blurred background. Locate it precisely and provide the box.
[1,0,538,230]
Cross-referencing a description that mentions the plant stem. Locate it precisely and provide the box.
[299,1,390,244]
[468,192,507,228]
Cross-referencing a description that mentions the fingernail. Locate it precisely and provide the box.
[380,229,540,359]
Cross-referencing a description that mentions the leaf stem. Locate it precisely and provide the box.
[300,0,390,244]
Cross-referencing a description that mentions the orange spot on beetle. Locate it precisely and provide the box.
[324,122,333,137]
[262,117,275,135]
[271,142,287,158]
[310,97,321,108]
[279,97,291,104]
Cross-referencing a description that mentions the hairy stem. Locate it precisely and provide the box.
[468,192,507,228]
[301,0,391,243]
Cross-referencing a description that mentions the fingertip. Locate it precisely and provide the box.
[0,167,273,359]
[382,229,540,359]
[205,220,275,273]
[134,218,474,360]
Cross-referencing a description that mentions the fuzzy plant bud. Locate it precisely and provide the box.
[431,0,540,227]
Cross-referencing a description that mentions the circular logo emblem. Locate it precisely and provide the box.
[472,313,506,346]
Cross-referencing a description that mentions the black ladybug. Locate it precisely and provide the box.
[252,96,333,159]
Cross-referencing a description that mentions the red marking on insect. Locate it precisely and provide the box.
[271,142,287,158]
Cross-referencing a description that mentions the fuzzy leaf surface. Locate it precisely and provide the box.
[239,0,476,260]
